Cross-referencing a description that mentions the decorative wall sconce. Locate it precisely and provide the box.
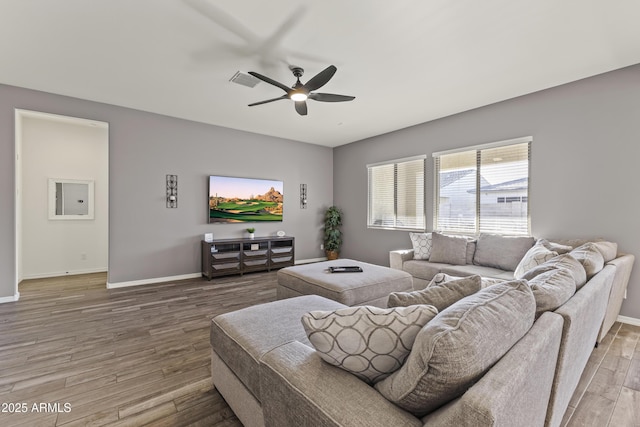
[300,183,307,209]
[166,174,178,208]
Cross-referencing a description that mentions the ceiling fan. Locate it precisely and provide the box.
[248,65,355,116]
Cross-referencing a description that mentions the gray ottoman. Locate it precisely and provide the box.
[276,259,413,307]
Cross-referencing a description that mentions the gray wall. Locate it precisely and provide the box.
[0,84,332,292]
[334,63,640,319]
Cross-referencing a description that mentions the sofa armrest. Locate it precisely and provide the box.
[422,312,563,427]
[260,341,422,427]
[390,249,414,270]
[599,254,635,342]
[546,265,615,427]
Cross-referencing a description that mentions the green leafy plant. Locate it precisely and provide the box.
[323,206,343,256]
[246,227,255,234]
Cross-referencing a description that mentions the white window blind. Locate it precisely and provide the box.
[433,138,531,235]
[368,156,426,230]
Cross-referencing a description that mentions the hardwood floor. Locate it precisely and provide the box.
[0,272,638,426]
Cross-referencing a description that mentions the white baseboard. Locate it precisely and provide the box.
[0,292,20,304]
[295,257,327,265]
[108,260,327,289]
[617,315,640,327]
[106,273,202,289]
[22,268,107,280]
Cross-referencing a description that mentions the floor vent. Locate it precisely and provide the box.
[229,71,261,88]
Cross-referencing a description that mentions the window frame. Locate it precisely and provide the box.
[367,155,427,231]
[432,136,532,236]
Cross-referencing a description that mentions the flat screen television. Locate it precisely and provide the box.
[208,175,283,223]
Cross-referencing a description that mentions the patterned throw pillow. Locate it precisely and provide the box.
[388,275,481,311]
[514,240,559,279]
[301,305,438,384]
[410,232,433,260]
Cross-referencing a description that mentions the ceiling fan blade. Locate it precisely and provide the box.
[184,0,257,44]
[303,65,337,92]
[248,95,288,107]
[248,71,292,93]
[309,93,355,102]
[295,101,308,116]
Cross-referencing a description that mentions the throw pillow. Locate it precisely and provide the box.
[409,232,433,260]
[527,268,576,317]
[428,232,468,265]
[388,275,481,311]
[514,240,559,279]
[376,280,535,416]
[570,243,605,278]
[301,305,438,384]
[538,239,573,254]
[521,253,587,290]
[592,241,618,263]
[473,233,535,271]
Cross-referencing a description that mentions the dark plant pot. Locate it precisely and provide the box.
[326,250,339,260]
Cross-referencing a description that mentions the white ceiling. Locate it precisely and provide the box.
[1,0,639,147]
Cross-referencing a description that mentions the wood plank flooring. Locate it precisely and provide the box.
[0,272,638,426]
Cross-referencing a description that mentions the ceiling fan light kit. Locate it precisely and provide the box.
[247,65,355,116]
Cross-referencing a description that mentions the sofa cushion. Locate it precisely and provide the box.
[301,305,438,384]
[376,280,535,416]
[401,260,449,282]
[514,240,559,279]
[466,240,477,264]
[210,295,345,400]
[473,233,535,271]
[440,264,515,281]
[570,243,605,278]
[388,275,481,311]
[429,232,468,265]
[410,232,433,260]
[521,253,587,290]
[427,272,504,289]
[527,268,576,317]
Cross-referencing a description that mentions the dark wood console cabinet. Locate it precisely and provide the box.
[201,236,295,279]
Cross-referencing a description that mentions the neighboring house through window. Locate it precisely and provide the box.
[433,137,531,235]
[367,155,426,230]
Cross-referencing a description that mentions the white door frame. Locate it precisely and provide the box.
[14,109,109,299]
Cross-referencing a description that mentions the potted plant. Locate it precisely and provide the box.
[323,206,342,260]
[246,227,255,239]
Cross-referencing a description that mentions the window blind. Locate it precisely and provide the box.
[433,138,531,235]
[367,156,426,230]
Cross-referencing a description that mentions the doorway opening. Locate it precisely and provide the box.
[15,109,109,297]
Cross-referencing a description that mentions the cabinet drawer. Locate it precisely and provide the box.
[244,249,268,257]
[244,259,268,268]
[212,262,241,272]
[271,256,293,265]
[271,247,292,255]
[212,252,240,261]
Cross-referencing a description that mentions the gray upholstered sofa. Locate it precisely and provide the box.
[209,232,634,427]
[390,232,634,344]
[211,294,563,427]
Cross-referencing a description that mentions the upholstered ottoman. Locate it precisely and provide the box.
[276,259,413,307]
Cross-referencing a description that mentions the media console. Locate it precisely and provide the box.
[201,236,295,280]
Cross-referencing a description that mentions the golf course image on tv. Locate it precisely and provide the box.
[208,175,283,223]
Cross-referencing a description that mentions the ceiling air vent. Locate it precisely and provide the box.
[229,71,261,88]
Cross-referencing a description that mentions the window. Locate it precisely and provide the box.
[367,155,426,230]
[433,137,531,235]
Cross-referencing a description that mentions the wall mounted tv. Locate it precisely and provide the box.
[208,175,283,223]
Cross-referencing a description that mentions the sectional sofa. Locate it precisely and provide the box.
[209,233,634,427]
